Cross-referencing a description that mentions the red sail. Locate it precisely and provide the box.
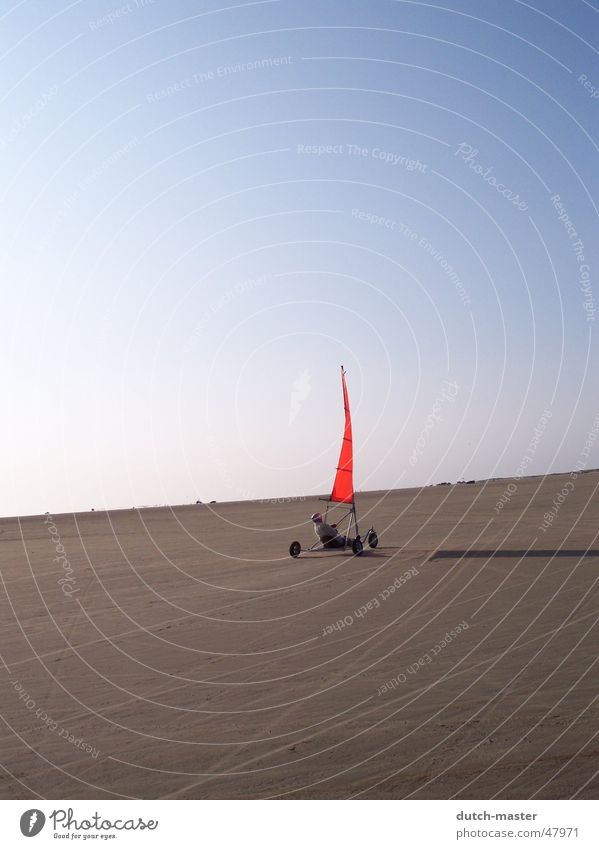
[330,367,354,504]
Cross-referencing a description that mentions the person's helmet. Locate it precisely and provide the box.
[311,512,322,523]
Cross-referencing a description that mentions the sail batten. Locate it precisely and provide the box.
[330,367,354,504]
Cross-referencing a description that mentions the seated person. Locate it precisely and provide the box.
[311,512,352,548]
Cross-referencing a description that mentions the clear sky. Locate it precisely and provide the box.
[2,0,598,516]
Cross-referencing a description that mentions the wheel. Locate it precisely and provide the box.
[289,541,301,558]
[352,537,364,556]
[367,531,379,549]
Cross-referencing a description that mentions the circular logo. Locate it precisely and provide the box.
[20,810,46,837]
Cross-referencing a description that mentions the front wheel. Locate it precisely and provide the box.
[289,541,301,558]
[352,537,364,556]
[367,531,379,549]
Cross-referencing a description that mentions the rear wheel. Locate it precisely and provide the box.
[367,531,379,549]
[352,537,364,556]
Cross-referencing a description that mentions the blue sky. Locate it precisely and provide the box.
[2,0,598,515]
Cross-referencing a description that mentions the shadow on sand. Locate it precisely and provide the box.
[430,549,599,560]
[293,547,394,560]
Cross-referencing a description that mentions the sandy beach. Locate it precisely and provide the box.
[1,471,597,799]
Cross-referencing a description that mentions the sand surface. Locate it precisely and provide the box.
[1,472,598,799]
